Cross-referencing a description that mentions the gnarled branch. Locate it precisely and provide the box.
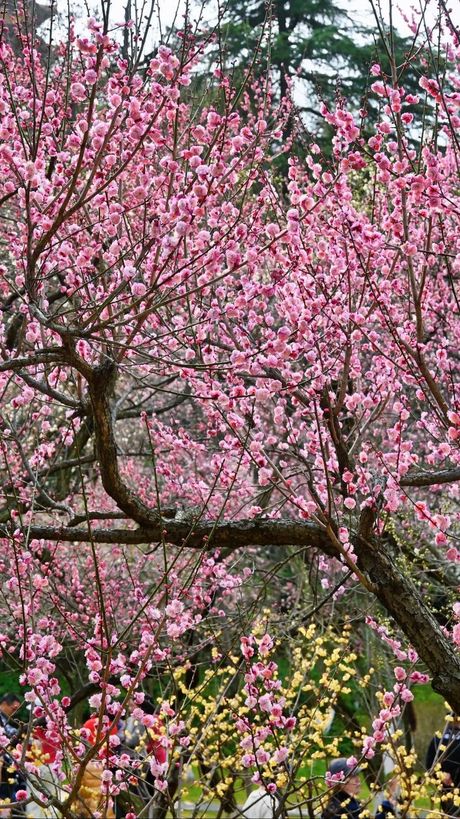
[401,467,460,487]
[23,518,335,554]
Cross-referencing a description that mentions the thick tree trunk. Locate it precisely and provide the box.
[355,532,460,711]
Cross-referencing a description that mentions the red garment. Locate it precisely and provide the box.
[146,718,167,764]
[31,725,59,763]
[82,716,117,746]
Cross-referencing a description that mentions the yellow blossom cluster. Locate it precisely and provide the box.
[159,619,454,817]
[165,622,371,812]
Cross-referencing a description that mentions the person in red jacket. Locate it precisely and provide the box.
[122,699,167,765]
[81,715,118,749]
[145,716,167,766]
[76,714,119,818]
[30,724,59,766]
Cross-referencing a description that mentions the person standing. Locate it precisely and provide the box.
[0,694,23,818]
[322,758,396,819]
[322,759,362,819]
[426,713,460,816]
[0,695,21,741]
[240,786,278,819]
[25,699,62,819]
[372,777,399,818]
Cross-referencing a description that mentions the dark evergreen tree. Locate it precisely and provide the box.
[197,0,421,145]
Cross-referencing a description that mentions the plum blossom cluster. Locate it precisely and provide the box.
[0,525,246,813]
[359,619,430,760]
[1,14,460,554]
[236,633,294,789]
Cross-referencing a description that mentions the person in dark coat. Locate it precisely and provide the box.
[322,758,396,819]
[426,713,460,816]
[0,693,25,817]
[322,758,361,819]
[373,777,399,819]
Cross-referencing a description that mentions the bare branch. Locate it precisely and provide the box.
[0,350,63,372]
[400,468,460,487]
[18,371,82,409]
[23,518,334,554]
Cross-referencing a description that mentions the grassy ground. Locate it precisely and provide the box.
[413,684,446,767]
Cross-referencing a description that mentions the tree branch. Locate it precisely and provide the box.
[18,370,82,409]
[86,359,165,527]
[21,505,460,713]
[400,467,460,487]
[23,518,335,554]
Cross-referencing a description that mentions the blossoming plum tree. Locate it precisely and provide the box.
[0,0,460,815]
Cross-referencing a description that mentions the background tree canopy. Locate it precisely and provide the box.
[192,0,424,147]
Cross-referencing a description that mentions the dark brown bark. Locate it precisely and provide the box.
[25,519,335,554]
[87,360,163,527]
[401,467,460,486]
